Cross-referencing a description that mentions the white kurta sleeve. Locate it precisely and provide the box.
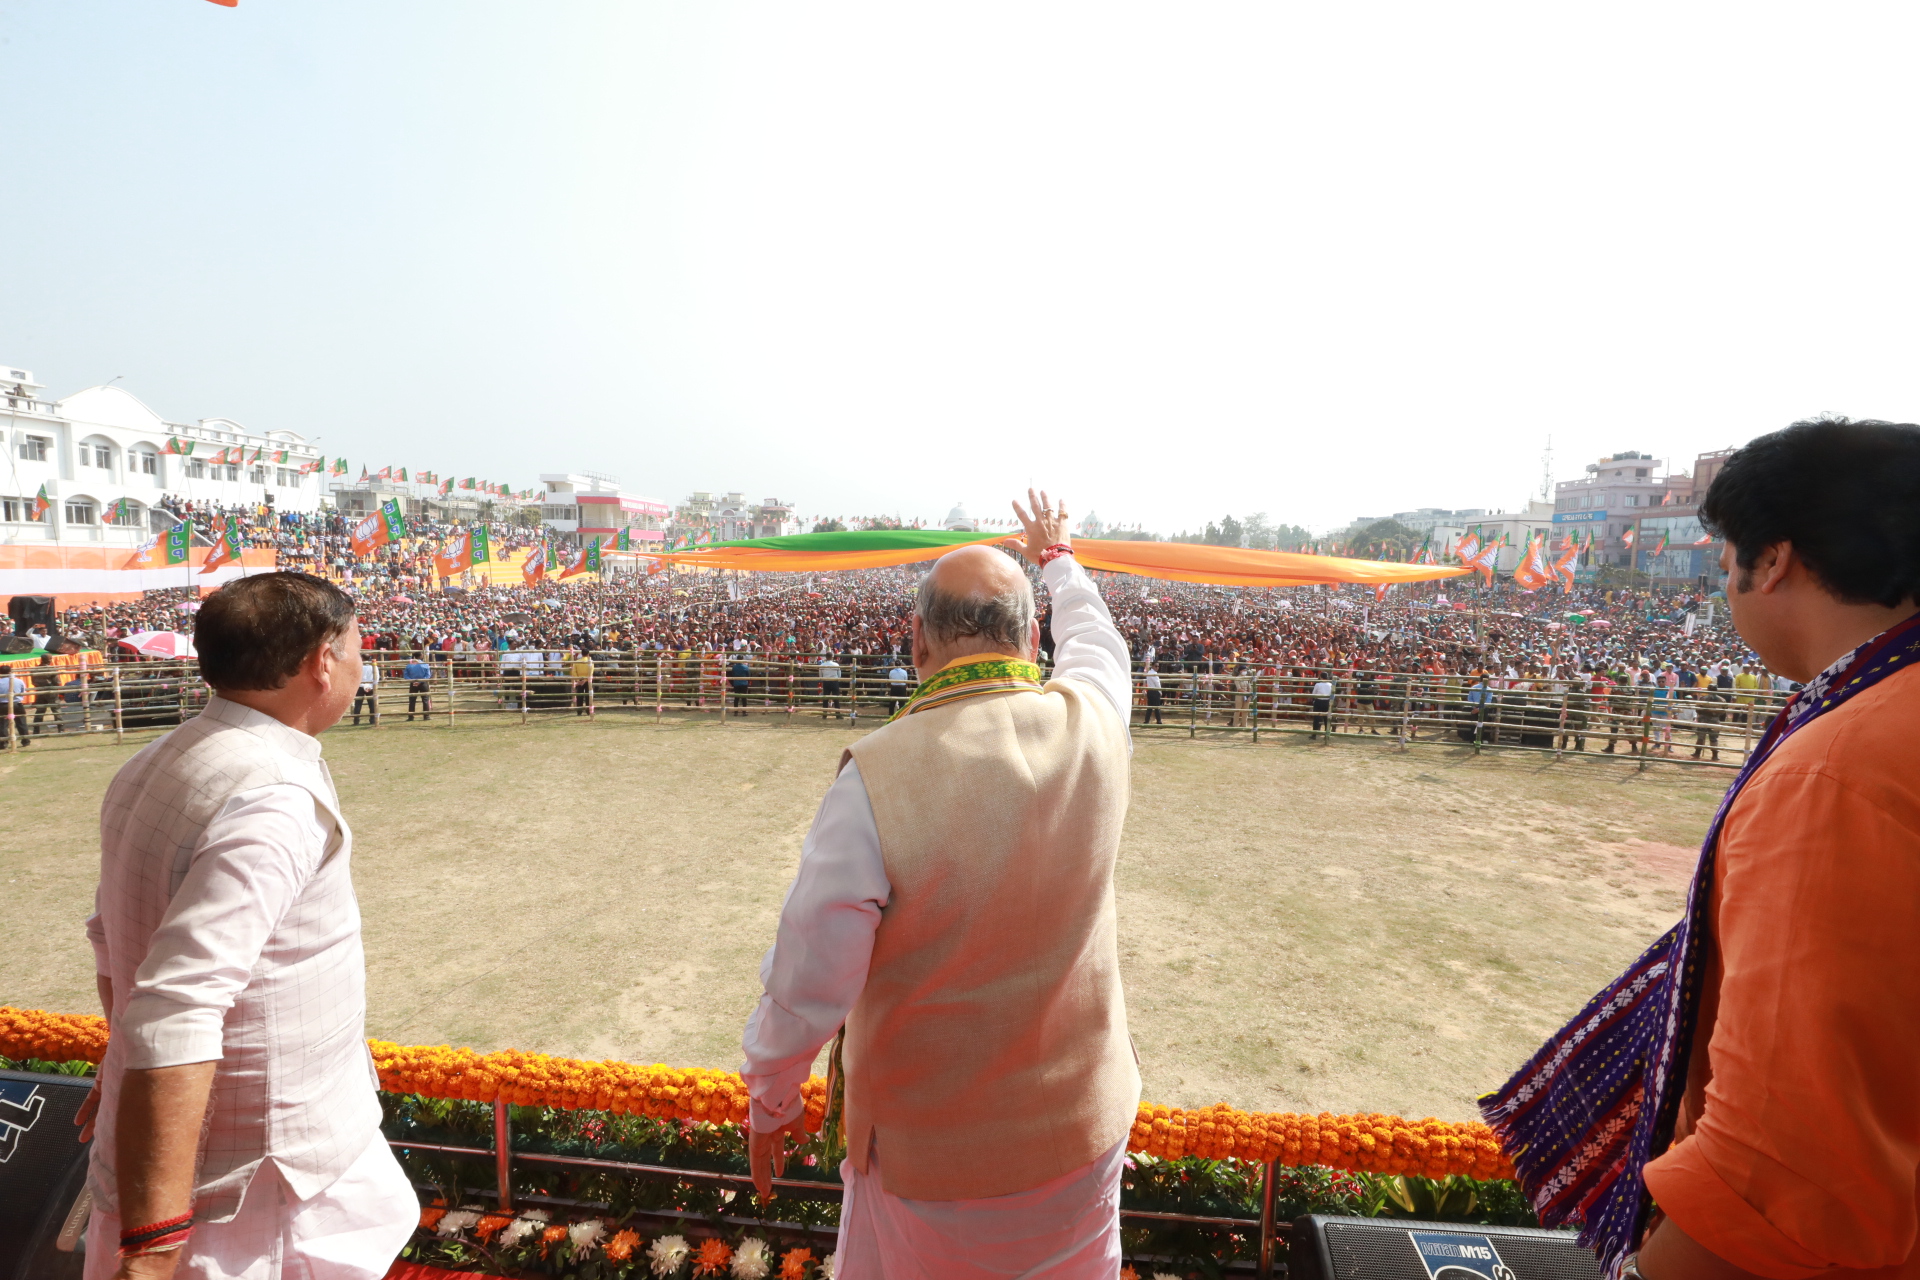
[118,784,329,1070]
[1042,554,1135,738]
[740,758,890,1133]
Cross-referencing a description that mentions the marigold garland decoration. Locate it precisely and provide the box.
[1,1007,1511,1182]
[0,1006,108,1064]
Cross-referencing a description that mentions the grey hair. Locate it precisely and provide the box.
[915,568,1034,648]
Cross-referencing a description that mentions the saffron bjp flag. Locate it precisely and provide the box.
[271,449,289,464]
[332,457,348,476]
[1692,530,1713,546]
[433,529,472,579]
[124,521,192,569]
[558,545,590,579]
[1512,534,1550,592]
[1648,529,1670,556]
[522,546,547,587]
[396,467,409,483]
[349,511,385,558]
[1621,528,1637,550]
[439,478,453,496]
[1465,539,1501,584]
[163,436,195,456]
[30,485,50,520]
[1455,530,1482,564]
[461,477,475,491]
[1553,540,1580,587]
[200,516,244,574]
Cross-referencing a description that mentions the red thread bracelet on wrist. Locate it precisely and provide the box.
[1039,543,1075,567]
[121,1210,195,1257]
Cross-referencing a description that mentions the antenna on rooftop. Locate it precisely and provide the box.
[1539,435,1554,503]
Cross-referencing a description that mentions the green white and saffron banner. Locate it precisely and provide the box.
[640,529,1469,588]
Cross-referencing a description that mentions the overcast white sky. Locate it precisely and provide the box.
[5,3,1917,533]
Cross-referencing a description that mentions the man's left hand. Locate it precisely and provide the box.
[748,1120,808,1201]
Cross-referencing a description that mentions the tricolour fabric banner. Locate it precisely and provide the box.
[638,530,1471,587]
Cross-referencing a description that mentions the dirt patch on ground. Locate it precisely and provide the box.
[0,714,1726,1122]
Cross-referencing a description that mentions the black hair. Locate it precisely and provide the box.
[1699,417,1920,608]
[197,572,356,691]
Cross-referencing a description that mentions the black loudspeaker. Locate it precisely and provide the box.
[7,595,55,636]
[1289,1215,1602,1280]
[0,1070,93,1280]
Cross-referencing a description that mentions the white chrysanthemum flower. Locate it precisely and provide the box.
[648,1233,690,1277]
[498,1208,551,1248]
[1152,1273,1182,1280]
[435,1208,481,1238]
[569,1219,608,1253]
[821,1251,838,1279]
[731,1236,773,1280]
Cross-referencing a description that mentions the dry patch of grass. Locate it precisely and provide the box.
[0,715,1724,1121]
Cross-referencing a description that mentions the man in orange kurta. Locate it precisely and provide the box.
[1633,418,1920,1278]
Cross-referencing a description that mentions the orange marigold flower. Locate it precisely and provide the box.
[779,1246,815,1279]
[693,1237,734,1276]
[605,1228,642,1263]
[474,1212,513,1241]
[418,1206,447,1231]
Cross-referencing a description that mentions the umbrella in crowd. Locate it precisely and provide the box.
[119,631,198,660]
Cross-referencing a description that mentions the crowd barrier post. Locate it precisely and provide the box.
[786,659,796,722]
[1250,673,1261,745]
[520,662,529,725]
[373,665,382,729]
[1638,701,1652,771]
[1257,1158,1277,1278]
[1188,671,1197,739]
[4,685,14,753]
[587,655,597,720]
[493,1098,513,1211]
[654,652,664,724]
[112,666,125,745]
[443,654,455,729]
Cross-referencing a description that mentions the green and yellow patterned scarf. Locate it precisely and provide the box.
[890,655,1044,721]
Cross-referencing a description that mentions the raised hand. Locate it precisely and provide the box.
[1010,488,1069,568]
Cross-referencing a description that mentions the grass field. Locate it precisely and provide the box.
[0,712,1725,1123]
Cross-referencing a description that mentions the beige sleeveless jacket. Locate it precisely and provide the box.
[842,675,1138,1200]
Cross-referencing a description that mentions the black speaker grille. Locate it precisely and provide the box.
[1320,1220,1603,1280]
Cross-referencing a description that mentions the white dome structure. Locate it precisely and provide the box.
[944,502,975,531]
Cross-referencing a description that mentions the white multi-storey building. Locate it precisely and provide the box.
[2,364,325,546]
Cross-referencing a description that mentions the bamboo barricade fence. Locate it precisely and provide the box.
[4,649,1792,771]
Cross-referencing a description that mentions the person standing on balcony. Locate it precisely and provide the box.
[78,572,412,1280]
[1484,418,1920,1279]
[741,490,1137,1279]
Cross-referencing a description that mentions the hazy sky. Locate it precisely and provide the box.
[5,3,1918,533]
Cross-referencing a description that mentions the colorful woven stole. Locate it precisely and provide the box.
[1480,610,1920,1275]
[889,655,1044,721]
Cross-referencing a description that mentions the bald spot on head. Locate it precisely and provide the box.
[929,544,1028,604]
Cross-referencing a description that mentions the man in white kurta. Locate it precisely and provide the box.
[742,494,1138,1279]
[82,572,414,1280]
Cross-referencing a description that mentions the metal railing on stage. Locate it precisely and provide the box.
[5,650,1787,770]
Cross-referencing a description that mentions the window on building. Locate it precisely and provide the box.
[2,497,25,522]
[65,500,96,525]
[186,459,208,479]
[1636,469,1649,479]
[249,465,268,484]
[131,448,158,475]
[82,443,112,468]
[17,435,50,462]
[275,467,296,486]
[224,464,240,482]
